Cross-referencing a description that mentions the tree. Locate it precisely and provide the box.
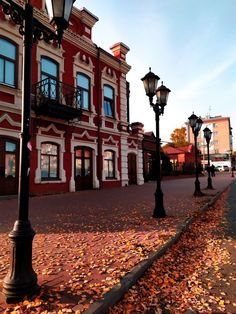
[170,127,189,148]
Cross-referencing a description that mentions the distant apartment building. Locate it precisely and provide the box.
[186,116,233,168]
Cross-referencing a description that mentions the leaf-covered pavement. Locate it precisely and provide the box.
[109,190,236,314]
[0,176,234,314]
[0,192,212,313]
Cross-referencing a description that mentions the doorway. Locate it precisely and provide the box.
[0,137,19,195]
[74,146,93,190]
[128,153,137,185]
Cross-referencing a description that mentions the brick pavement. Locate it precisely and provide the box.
[0,173,233,313]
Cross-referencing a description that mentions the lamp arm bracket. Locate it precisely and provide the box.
[33,18,57,44]
[0,0,57,45]
[1,0,24,27]
[152,102,163,116]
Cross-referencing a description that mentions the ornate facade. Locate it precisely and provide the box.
[0,1,144,196]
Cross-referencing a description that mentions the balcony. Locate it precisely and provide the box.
[34,78,82,121]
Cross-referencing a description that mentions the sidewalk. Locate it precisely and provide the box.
[0,173,233,313]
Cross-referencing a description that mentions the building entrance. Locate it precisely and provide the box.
[74,146,93,190]
[0,137,19,195]
[128,153,137,185]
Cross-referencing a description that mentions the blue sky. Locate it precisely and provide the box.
[74,0,236,148]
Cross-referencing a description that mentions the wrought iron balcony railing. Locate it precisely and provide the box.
[34,78,82,120]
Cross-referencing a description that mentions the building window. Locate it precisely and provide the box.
[104,150,115,178]
[213,123,218,128]
[0,38,17,87]
[41,142,59,180]
[41,56,59,99]
[77,73,90,110]
[5,141,17,178]
[104,85,114,117]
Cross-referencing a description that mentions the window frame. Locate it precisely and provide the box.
[40,142,60,181]
[103,84,114,118]
[76,72,91,111]
[0,36,18,88]
[104,150,115,179]
[41,56,59,99]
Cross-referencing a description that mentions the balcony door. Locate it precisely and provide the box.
[74,146,93,190]
[0,137,19,195]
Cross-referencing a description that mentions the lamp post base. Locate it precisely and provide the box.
[153,189,166,218]
[2,220,39,303]
[207,176,214,189]
[194,179,204,197]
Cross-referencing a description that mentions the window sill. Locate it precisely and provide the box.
[0,83,17,90]
[104,115,115,120]
[40,179,62,184]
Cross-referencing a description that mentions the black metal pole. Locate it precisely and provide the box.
[3,2,38,302]
[231,154,234,178]
[153,106,166,218]
[193,131,202,196]
[206,140,213,189]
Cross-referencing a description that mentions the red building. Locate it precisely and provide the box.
[0,1,144,196]
[163,144,201,173]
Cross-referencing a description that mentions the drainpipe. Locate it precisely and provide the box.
[126,81,130,129]
[97,47,102,188]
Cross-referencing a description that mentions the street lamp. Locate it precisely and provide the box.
[141,68,171,218]
[1,0,74,302]
[188,113,204,196]
[203,127,213,189]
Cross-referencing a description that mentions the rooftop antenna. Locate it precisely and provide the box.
[208,105,211,118]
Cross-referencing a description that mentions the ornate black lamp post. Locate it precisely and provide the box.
[188,113,203,196]
[141,68,171,218]
[203,127,213,189]
[1,0,74,302]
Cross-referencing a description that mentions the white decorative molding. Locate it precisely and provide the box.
[73,51,94,72]
[137,149,144,185]
[73,130,97,143]
[128,140,138,149]
[120,135,129,186]
[103,135,119,146]
[102,66,117,84]
[84,26,91,34]
[0,129,20,139]
[37,123,65,138]
[0,113,21,128]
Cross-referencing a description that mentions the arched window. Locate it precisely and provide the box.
[104,150,115,179]
[0,37,17,87]
[104,85,114,117]
[41,142,59,180]
[77,72,90,110]
[41,56,59,99]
